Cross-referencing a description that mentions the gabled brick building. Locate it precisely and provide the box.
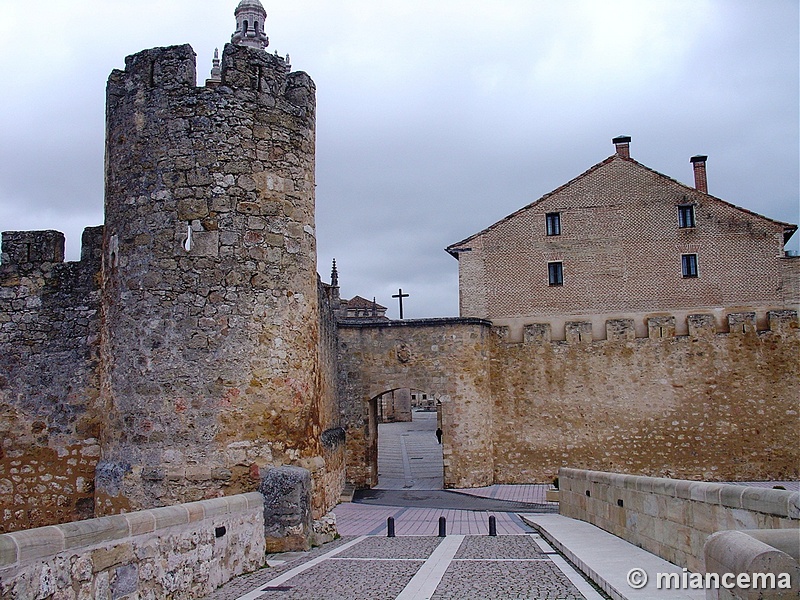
[446,136,799,339]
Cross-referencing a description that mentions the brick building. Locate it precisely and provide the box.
[447,136,799,340]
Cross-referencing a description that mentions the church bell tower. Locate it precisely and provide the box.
[231,0,269,49]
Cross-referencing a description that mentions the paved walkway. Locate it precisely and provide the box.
[376,412,443,490]
[205,534,606,600]
[202,414,800,599]
[204,412,591,599]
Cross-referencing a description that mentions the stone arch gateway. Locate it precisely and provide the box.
[337,318,494,489]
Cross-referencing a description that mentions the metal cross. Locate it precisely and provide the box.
[392,288,410,319]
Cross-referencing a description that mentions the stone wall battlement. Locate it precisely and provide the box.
[1,227,104,533]
[1,228,103,273]
[1,33,343,535]
[495,309,799,345]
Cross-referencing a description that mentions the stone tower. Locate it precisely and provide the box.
[96,4,325,512]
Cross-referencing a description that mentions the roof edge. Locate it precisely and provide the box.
[444,154,798,254]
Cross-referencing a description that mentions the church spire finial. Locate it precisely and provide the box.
[209,48,221,82]
[331,259,339,287]
[231,0,269,50]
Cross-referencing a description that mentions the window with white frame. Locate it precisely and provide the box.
[678,204,696,228]
[548,261,563,286]
[681,254,698,278]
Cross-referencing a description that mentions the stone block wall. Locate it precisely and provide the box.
[558,468,800,574]
[313,280,346,517]
[337,318,494,489]
[0,227,104,532]
[491,311,800,484]
[0,492,265,600]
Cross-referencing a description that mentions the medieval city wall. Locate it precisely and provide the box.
[337,319,494,489]
[0,228,104,533]
[0,41,344,534]
[97,42,341,515]
[491,311,800,484]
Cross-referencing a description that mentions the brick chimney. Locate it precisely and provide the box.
[690,155,708,193]
[612,135,631,159]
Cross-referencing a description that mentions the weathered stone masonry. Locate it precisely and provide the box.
[0,40,345,532]
[491,311,800,484]
[337,318,494,489]
[0,228,104,533]
[339,311,799,489]
[98,42,334,514]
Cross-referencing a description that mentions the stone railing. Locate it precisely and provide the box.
[558,468,799,573]
[0,493,265,599]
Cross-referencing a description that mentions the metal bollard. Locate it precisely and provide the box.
[387,517,395,538]
[488,515,497,536]
[438,516,447,537]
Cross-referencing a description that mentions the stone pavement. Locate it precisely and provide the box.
[204,533,607,600]
[203,412,591,599]
[203,414,800,599]
[375,412,443,490]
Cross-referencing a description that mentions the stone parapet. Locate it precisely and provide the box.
[704,530,799,600]
[0,493,265,599]
[490,308,799,343]
[558,468,800,574]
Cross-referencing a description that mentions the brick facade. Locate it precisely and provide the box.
[448,141,798,340]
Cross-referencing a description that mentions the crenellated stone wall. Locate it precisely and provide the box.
[491,310,800,483]
[338,310,798,490]
[0,228,104,533]
[0,39,344,534]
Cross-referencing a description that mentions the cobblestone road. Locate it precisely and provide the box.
[204,534,607,600]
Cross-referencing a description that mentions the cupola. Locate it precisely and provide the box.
[231,0,269,49]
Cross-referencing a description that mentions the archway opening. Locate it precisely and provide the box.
[373,388,443,490]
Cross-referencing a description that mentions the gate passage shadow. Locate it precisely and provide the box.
[353,488,557,513]
[374,411,443,491]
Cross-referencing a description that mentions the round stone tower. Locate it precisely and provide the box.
[96,4,322,512]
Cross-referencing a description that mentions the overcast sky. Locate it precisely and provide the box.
[1,0,797,318]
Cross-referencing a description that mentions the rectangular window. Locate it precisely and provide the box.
[546,213,561,236]
[682,254,698,278]
[548,261,563,286]
[678,204,696,228]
